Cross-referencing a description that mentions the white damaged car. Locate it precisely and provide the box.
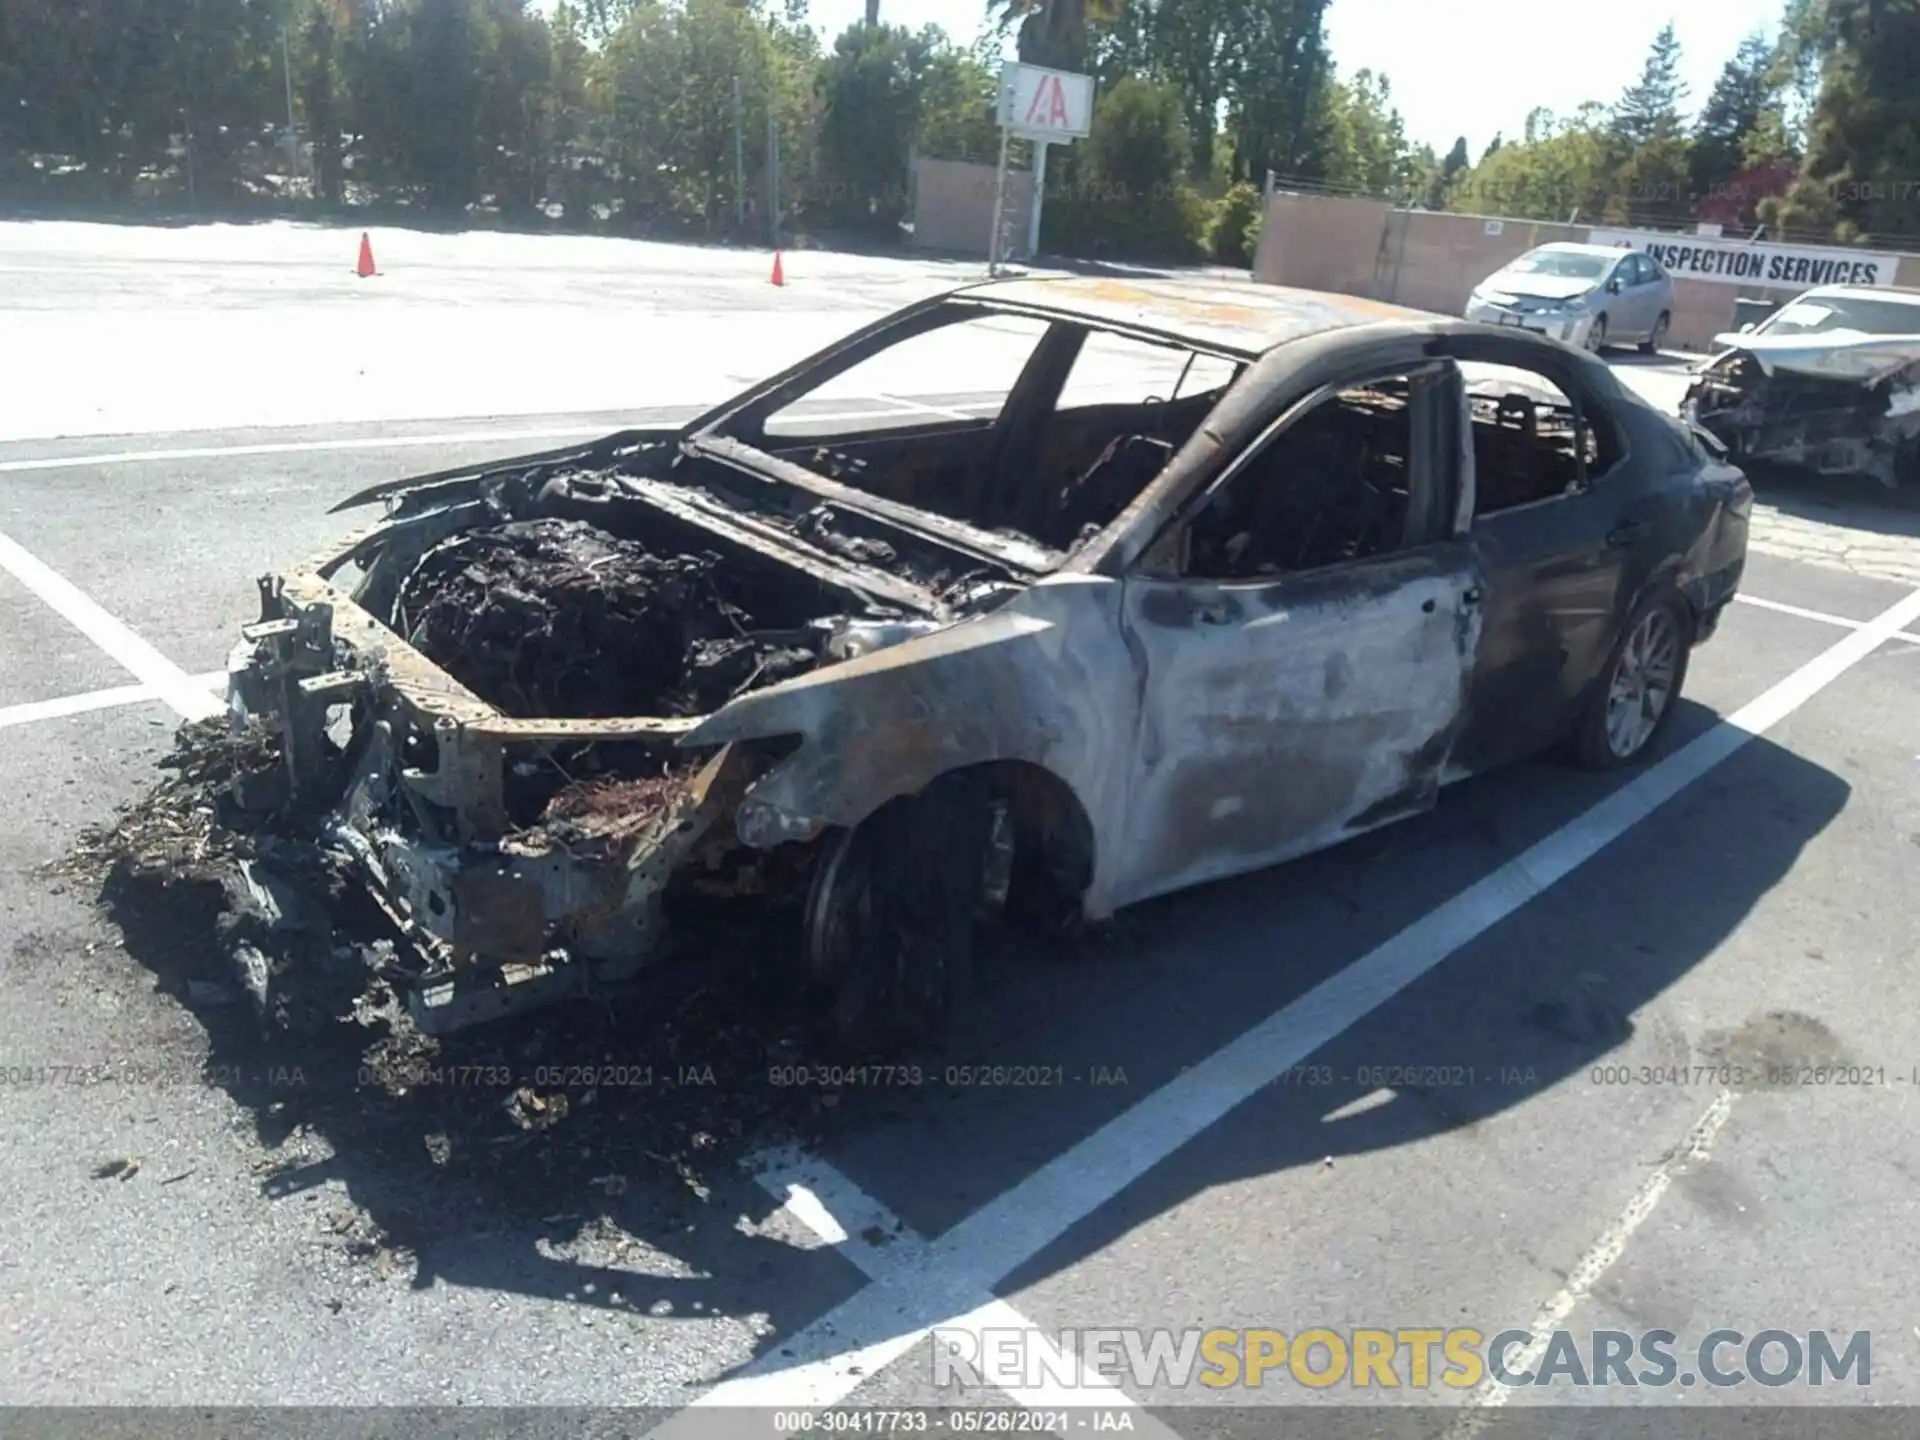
[1683,283,1920,488]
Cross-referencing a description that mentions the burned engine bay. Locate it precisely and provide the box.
[1683,348,1920,488]
[404,453,1033,722]
[220,435,1044,1030]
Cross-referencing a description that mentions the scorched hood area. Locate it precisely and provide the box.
[255,434,1038,819]
[396,438,1033,710]
[200,430,1048,1034]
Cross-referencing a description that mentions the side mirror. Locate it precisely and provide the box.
[1738,321,1755,333]
[1607,277,1623,294]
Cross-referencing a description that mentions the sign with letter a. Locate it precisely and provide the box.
[999,64,1094,140]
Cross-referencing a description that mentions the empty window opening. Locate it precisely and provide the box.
[761,314,1049,442]
[1462,362,1617,515]
[1019,331,1244,551]
[1174,373,1420,581]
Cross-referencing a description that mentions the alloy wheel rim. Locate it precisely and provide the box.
[1605,607,1679,758]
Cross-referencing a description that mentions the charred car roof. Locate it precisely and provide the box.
[941,275,1442,359]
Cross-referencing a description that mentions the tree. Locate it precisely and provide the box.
[537,1,596,221]
[918,45,1000,163]
[1311,69,1415,197]
[989,0,1123,73]
[1479,133,1502,163]
[1416,137,1465,210]
[405,0,489,208]
[1129,0,1238,177]
[1611,23,1688,148]
[1690,32,1781,214]
[1614,133,1692,224]
[1045,76,1203,260]
[1223,0,1332,184]
[298,0,351,206]
[1099,0,1332,186]
[1448,106,1618,223]
[1771,0,1920,241]
[817,23,938,234]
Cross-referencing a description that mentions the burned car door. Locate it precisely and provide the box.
[1439,345,1642,775]
[1108,361,1485,908]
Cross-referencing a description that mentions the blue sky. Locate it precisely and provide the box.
[778,0,1790,157]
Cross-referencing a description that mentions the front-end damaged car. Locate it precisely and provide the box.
[1682,283,1920,488]
[226,278,1752,1038]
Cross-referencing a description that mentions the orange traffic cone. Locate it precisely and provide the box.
[769,250,785,287]
[356,232,377,278]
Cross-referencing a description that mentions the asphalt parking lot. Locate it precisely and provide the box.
[2,224,1919,1432]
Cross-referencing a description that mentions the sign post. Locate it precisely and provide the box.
[988,62,1094,274]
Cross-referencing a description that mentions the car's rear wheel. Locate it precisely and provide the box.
[803,771,999,1053]
[1586,315,1609,353]
[1571,588,1692,771]
[1640,312,1670,355]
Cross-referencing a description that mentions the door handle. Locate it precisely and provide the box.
[1195,602,1232,626]
[1607,519,1646,548]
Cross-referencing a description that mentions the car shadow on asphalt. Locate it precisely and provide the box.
[801,701,1852,1305]
[1603,350,1699,368]
[97,697,1848,1365]
[98,863,880,1335]
[1743,461,1920,540]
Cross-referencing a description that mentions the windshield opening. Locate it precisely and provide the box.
[1757,296,1920,338]
[1507,249,1610,280]
[713,303,1244,551]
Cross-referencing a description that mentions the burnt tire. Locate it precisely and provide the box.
[805,771,996,1054]
[1569,587,1693,772]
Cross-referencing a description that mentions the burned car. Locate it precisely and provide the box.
[1682,283,1920,488]
[225,277,1752,1040]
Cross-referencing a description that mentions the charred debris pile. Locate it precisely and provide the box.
[394,518,818,723]
[51,713,843,1205]
[389,461,1025,729]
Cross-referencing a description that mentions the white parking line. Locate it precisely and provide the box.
[656,581,1920,1420]
[0,530,222,721]
[0,402,1002,475]
[744,1148,1180,1432]
[0,671,226,732]
[0,427,610,475]
[1734,592,1920,646]
[1441,1089,1736,1434]
[872,392,982,423]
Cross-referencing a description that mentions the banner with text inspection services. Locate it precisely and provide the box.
[1587,228,1903,289]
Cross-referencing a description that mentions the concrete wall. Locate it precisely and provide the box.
[1250,193,1394,297]
[911,157,1034,257]
[1252,191,1920,352]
